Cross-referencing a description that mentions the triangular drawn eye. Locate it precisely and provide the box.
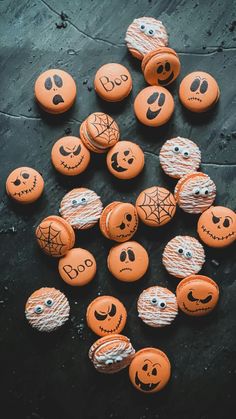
[13,179,21,186]
[73,145,81,156]
[223,218,230,228]
[53,74,63,87]
[59,146,71,156]
[44,77,52,90]
[142,363,148,371]
[212,214,220,224]
[152,367,157,376]
[109,304,117,317]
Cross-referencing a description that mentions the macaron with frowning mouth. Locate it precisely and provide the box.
[100,202,138,242]
[51,136,90,176]
[174,172,216,214]
[142,47,181,86]
[106,141,145,180]
[80,112,120,153]
[94,63,132,102]
[6,167,44,204]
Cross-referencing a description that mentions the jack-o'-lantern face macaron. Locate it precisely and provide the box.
[176,275,219,316]
[100,202,138,242]
[162,235,205,279]
[159,137,201,179]
[86,295,127,336]
[197,206,236,248]
[137,286,178,327]
[106,141,145,179]
[174,172,216,214]
[94,63,132,102]
[51,136,90,176]
[25,287,70,332]
[134,86,174,127]
[179,71,220,113]
[80,113,120,153]
[129,348,171,393]
[35,215,75,257]
[136,186,176,227]
[6,167,44,204]
[107,241,149,282]
[142,47,181,86]
[34,69,77,114]
[58,248,96,286]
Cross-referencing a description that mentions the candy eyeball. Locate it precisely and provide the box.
[151,297,158,305]
[45,298,54,307]
[158,300,167,309]
[182,149,190,159]
[177,247,184,255]
[201,187,209,196]
[172,145,181,154]
[193,187,201,196]
[146,25,155,36]
[71,197,87,207]
[115,356,123,363]
[105,359,114,365]
[34,305,44,314]
[184,249,192,259]
[139,23,146,32]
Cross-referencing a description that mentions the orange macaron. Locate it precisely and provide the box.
[80,112,120,153]
[58,248,96,286]
[100,202,138,242]
[197,206,236,247]
[51,136,90,176]
[142,47,181,86]
[6,167,44,204]
[134,85,174,127]
[94,63,132,102]
[34,69,77,114]
[35,215,75,257]
[106,140,145,180]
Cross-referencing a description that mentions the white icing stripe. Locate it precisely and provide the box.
[138,287,178,327]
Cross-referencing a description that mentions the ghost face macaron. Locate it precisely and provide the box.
[142,47,181,86]
[162,235,205,279]
[125,17,168,60]
[159,137,201,179]
[179,71,220,113]
[34,69,77,114]
[197,206,236,248]
[100,202,138,242]
[89,334,135,373]
[51,136,90,176]
[174,172,216,214]
[134,86,174,127]
[107,241,149,282]
[6,167,44,204]
[58,248,96,286]
[106,141,145,179]
[129,348,171,393]
[25,287,70,332]
[80,112,120,153]
[86,295,127,336]
[137,286,178,327]
[176,275,219,317]
[94,63,132,102]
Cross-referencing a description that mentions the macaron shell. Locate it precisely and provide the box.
[6,167,44,204]
[107,203,139,242]
[142,48,181,86]
[197,206,236,247]
[86,113,120,148]
[99,202,121,239]
[86,295,127,336]
[134,86,174,127]
[58,248,96,286]
[51,136,90,176]
[176,275,219,316]
[34,69,76,114]
[94,63,132,102]
[35,215,75,257]
[80,120,104,153]
[179,71,220,113]
[106,141,145,180]
[129,348,171,393]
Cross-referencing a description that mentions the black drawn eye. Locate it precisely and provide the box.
[142,363,148,371]
[158,93,165,106]
[44,77,52,90]
[119,222,126,230]
[223,218,230,228]
[187,291,198,302]
[73,145,81,156]
[147,92,159,104]
[165,62,171,71]
[128,158,134,164]
[157,65,164,74]
[22,173,29,179]
[190,78,201,92]
[200,295,212,304]
[59,146,71,156]
[126,214,132,222]
[128,249,135,261]
[124,150,130,156]
[53,74,63,88]
[13,179,21,186]
[152,367,157,376]
[200,80,208,94]
[212,214,220,224]
[109,304,117,317]
[120,251,126,262]
[94,311,107,321]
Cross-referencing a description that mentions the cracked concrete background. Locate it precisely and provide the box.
[0,1,236,419]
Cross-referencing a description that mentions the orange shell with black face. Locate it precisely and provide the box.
[142,47,181,86]
[6,167,44,204]
[197,206,236,247]
[51,136,90,176]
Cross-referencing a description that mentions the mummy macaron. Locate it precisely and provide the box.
[107,241,149,282]
[137,286,178,327]
[129,348,171,393]
[142,47,181,86]
[94,63,132,102]
[176,275,219,317]
[86,295,127,336]
[159,137,201,179]
[162,235,205,279]
[106,141,145,180]
[59,188,103,230]
[197,206,236,248]
[179,71,220,113]
[25,287,70,332]
[99,202,138,242]
[6,167,44,204]
[34,69,76,114]
[89,334,135,373]
[35,215,75,257]
[125,17,168,60]
[51,136,90,176]
[136,186,176,227]
[174,172,216,214]
[58,248,96,286]
[80,112,120,153]
[134,86,174,127]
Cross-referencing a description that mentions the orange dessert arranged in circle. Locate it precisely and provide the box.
[6,167,44,204]
[106,140,145,180]
[100,202,138,242]
[142,47,181,86]
[51,136,90,176]
[94,63,132,102]
[58,248,96,286]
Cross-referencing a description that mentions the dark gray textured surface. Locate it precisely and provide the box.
[0,1,236,418]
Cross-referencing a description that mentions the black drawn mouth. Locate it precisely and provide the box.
[111,152,127,172]
[187,97,202,102]
[135,373,160,392]
[99,315,122,333]
[13,176,37,197]
[158,72,174,85]
[146,108,161,120]
[53,94,64,105]
[60,155,84,170]
[183,302,211,313]
[201,225,235,241]
[120,267,132,272]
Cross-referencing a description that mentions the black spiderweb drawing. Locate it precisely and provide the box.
[36,223,66,256]
[91,113,119,144]
[139,187,176,225]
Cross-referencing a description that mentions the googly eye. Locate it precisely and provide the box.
[177,247,184,255]
[184,250,192,259]
[146,26,155,36]
[158,300,166,309]
[45,298,54,307]
[139,23,146,32]
[105,359,114,365]
[151,297,158,305]
[182,149,190,159]
[172,145,181,153]
[193,187,201,196]
[115,356,123,363]
[71,197,87,207]
[34,305,44,314]
[201,187,209,196]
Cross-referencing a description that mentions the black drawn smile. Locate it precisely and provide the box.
[60,155,84,170]
[135,373,160,392]
[13,176,37,197]
[99,315,122,333]
[201,225,235,241]
[158,72,174,86]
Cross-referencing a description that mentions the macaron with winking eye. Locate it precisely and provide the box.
[197,206,236,247]
[99,202,138,242]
